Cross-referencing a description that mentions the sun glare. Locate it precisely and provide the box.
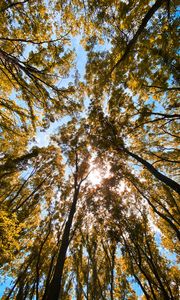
[88,169,102,185]
[88,163,111,186]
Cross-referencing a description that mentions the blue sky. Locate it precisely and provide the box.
[1,6,179,297]
[0,35,87,298]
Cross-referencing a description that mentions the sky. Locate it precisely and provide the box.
[1,34,177,300]
[28,35,87,148]
[1,5,179,299]
[0,34,88,299]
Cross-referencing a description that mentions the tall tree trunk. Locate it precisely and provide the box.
[42,253,56,300]
[0,148,39,173]
[110,0,165,73]
[123,148,180,195]
[44,185,80,300]
[110,246,115,300]
[128,178,180,239]
[36,221,52,300]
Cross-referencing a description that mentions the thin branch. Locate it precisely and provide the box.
[143,84,180,91]
[150,152,180,164]
[8,168,37,204]
[12,176,47,212]
[0,35,69,45]
[0,0,29,13]
[149,112,180,118]
[161,128,180,139]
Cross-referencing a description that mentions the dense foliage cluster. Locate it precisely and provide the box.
[0,0,179,299]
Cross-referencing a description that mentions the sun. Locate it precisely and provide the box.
[88,163,111,186]
[88,169,102,185]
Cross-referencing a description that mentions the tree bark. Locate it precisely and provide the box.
[36,222,52,300]
[110,0,166,73]
[0,148,39,173]
[128,178,180,239]
[44,185,80,300]
[0,0,29,13]
[123,148,180,195]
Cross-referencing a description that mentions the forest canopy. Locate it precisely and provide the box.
[0,0,179,299]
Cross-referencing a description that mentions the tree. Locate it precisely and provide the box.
[0,0,80,139]
[44,122,91,300]
[0,1,179,299]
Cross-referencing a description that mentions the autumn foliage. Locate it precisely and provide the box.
[0,1,179,299]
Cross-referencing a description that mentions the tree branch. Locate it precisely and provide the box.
[0,0,29,13]
[110,0,165,74]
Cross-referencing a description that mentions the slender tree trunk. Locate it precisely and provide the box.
[133,274,151,300]
[101,241,115,300]
[86,257,90,300]
[135,241,170,300]
[16,280,25,300]
[5,254,35,300]
[122,236,157,300]
[123,148,180,195]
[128,178,180,239]
[42,253,56,300]
[110,247,115,300]
[45,185,80,300]
[0,148,39,173]
[110,0,165,73]
[36,222,52,300]
[144,239,173,299]
[0,0,29,13]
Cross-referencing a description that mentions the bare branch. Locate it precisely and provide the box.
[0,0,29,14]
[0,36,69,45]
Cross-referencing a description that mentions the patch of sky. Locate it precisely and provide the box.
[94,37,112,52]
[154,232,177,266]
[126,159,143,176]
[148,218,178,269]
[71,35,87,79]
[0,276,13,298]
[129,277,143,298]
[21,43,34,60]
[25,34,88,149]
[145,95,166,112]
[159,246,177,265]
[115,244,143,297]
[29,115,71,148]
